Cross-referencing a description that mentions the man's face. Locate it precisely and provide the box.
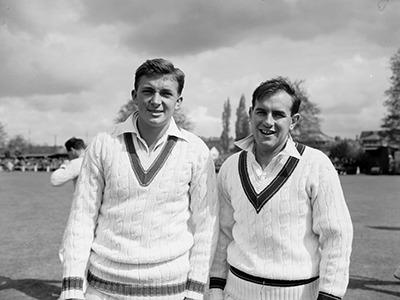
[132,74,182,131]
[67,149,78,160]
[249,91,299,154]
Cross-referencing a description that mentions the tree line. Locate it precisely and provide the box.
[1,47,399,160]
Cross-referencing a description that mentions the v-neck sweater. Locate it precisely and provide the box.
[209,139,353,299]
[59,127,218,300]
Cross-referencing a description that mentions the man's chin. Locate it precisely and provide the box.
[146,119,169,128]
[255,137,279,150]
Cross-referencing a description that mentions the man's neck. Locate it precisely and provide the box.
[137,119,170,150]
[254,139,288,170]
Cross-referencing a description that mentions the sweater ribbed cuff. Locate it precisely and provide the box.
[186,278,205,300]
[209,277,227,290]
[318,291,341,300]
[59,277,85,300]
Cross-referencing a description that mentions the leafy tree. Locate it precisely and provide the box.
[382,48,400,141]
[291,80,322,141]
[329,139,365,174]
[115,100,136,123]
[172,109,194,131]
[0,122,7,148]
[115,100,194,131]
[329,139,363,162]
[235,94,250,141]
[220,98,231,153]
[7,134,30,156]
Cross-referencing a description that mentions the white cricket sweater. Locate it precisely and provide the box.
[59,115,219,300]
[50,155,83,188]
[209,136,353,300]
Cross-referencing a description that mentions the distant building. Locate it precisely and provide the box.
[295,131,335,154]
[359,130,400,174]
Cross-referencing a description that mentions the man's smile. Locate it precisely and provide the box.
[259,128,276,136]
[147,109,164,114]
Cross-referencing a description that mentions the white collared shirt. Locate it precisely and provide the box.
[234,134,301,182]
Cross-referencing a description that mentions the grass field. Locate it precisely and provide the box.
[0,172,399,299]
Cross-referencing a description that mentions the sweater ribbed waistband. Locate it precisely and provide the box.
[229,265,319,287]
[87,270,188,297]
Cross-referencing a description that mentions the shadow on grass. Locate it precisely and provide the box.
[367,225,400,231]
[348,275,400,297]
[0,276,60,300]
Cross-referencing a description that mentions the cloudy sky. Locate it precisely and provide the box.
[0,0,399,146]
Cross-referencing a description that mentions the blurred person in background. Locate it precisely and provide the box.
[50,137,85,188]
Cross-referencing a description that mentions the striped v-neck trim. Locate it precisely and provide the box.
[124,133,178,187]
[238,143,305,214]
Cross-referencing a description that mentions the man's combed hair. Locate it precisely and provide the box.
[65,137,85,151]
[252,77,301,115]
[134,58,185,95]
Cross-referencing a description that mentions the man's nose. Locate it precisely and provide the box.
[150,93,162,105]
[263,113,274,126]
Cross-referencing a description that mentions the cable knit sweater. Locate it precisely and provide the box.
[209,136,353,300]
[59,115,219,300]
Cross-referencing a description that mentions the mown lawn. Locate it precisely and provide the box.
[0,172,399,299]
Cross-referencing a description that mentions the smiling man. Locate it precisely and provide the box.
[58,58,219,300]
[208,77,353,300]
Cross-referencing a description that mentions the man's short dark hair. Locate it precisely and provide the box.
[65,137,85,152]
[252,77,301,115]
[134,58,185,95]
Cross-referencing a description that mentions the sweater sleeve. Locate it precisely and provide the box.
[208,160,235,300]
[58,134,106,300]
[50,158,82,186]
[311,154,353,299]
[186,148,219,300]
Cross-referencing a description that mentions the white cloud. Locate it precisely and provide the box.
[188,106,221,138]
[0,0,398,145]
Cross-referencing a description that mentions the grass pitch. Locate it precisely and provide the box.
[0,172,399,299]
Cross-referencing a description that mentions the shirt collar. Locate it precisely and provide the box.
[111,111,187,142]
[234,134,301,159]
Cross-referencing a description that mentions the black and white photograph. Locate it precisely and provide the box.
[0,1,399,299]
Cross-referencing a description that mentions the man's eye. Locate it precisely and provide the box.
[273,112,286,118]
[161,92,173,97]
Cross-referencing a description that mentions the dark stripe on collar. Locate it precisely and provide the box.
[238,143,305,214]
[124,133,177,187]
[296,142,306,155]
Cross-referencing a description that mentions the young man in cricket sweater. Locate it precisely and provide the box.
[59,58,218,300]
[209,77,353,300]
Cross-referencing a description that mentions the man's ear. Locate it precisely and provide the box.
[248,107,253,117]
[131,90,137,104]
[290,113,300,130]
[175,96,183,110]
